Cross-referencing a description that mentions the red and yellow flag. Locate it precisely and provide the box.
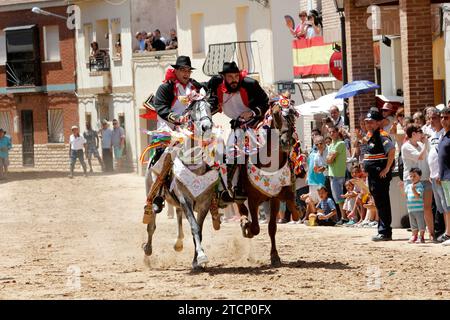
[292,37,334,78]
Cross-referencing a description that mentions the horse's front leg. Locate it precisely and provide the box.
[143,209,156,256]
[248,199,261,236]
[174,208,184,252]
[178,193,208,270]
[143,167,156,256]
[268,198,281,267]
[237,203,253,239]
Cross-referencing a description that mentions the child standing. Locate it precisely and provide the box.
[405,167,426,243]
[342,180,358,226]
[309,186,337,226]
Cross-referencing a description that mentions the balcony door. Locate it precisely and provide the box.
[21,110,34,166]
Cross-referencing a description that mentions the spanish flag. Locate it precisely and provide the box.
[293,37,334,78]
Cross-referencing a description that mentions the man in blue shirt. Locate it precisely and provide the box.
[0,128,12,179]
[438,107,450,245]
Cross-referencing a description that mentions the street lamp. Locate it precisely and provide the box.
[31,7,67,20]
[333,0,349,127]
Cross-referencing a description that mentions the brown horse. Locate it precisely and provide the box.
[236,97,303,266]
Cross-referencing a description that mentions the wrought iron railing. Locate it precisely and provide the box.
[89,50,110,72]
[202,41,258,76]
[6,61,39,87]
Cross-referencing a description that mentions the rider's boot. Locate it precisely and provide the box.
[233,165,247,203]
[219,164,237,205]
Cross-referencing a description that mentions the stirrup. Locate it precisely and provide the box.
[152,196,165,214]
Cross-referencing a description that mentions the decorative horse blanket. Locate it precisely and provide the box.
[172,157,219,199]
[247,161,292,197]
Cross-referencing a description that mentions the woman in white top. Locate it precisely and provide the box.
[401,124,433,239]
[305,12,322,39]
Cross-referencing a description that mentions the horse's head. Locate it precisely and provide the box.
[184,91,213,138]
[270,95,298,153]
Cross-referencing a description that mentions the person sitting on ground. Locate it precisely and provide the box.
[308,186,337,226]
[402,167,426,243]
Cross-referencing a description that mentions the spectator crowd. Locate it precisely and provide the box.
[134,28,178,53]
[269,101,450,246]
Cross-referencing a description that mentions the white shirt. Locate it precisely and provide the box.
[70,134,86,151]
[427,128,445,179]
[222,92,252,120]
[158,82,196,130]
[383,116,394,133]
[401,141,430,181]
[332,115,344,128]
[422,124,434,137]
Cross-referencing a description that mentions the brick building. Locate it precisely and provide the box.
[0,0,77,170]
[343,0,447,129]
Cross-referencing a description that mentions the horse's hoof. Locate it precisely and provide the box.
[173,240,183,252]
[197,253,209,268]
[271,255,281,268]
[143,243,152,256]
[241,224,254,239]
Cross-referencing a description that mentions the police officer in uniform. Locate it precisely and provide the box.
[363,108,396,241]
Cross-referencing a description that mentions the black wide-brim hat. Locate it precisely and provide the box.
[219,61,240,74]
[365,110,383,121]
[171,56,195,70]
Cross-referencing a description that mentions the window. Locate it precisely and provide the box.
[236,6,250,41]
[111,18,121,59]
[118,113,125,130]
[0,31,6,65]
[85,112,92,128]
[5,25,41,87]
[47,109,64,143]
[43,25,60,61]
[0,111,12,134]
[83,23,93,62]
[191,13,205,54]
[95,19,109,51]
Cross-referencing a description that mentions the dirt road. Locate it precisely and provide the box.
[1,170,449,299]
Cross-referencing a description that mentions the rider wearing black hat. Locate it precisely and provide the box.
[152,56,206,128]
[147,55,207,214]
[207,61,269,128]
[363,108,396,242]
[206,61,269,204]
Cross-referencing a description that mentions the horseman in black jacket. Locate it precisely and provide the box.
[146,56,205,214]
[207,61,269,204]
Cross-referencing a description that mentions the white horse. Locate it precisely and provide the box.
[143,97,220,270]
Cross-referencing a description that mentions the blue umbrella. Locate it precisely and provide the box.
[335,80,380,99]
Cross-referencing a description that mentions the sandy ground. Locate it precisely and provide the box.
[0,169,449,300]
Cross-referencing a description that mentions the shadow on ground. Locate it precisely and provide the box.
[0,170,130,183]
[185,259,355,276]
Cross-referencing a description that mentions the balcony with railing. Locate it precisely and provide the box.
[202,41,259,77]
[89,49,111,72]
